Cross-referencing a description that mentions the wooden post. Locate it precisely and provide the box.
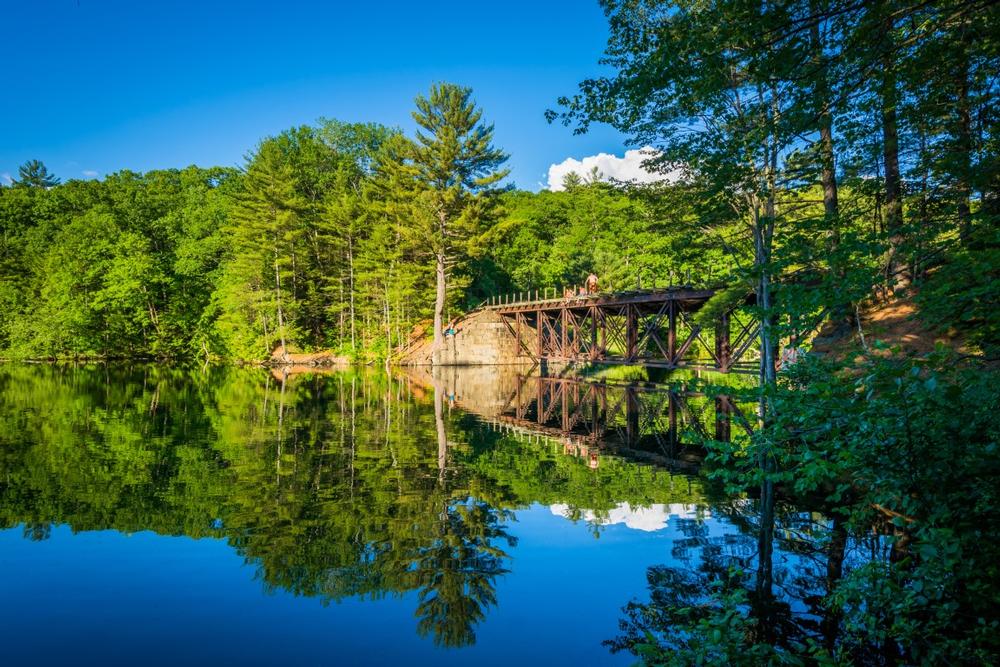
[715,310,731,371]
[515,311,522,358]
[536,309,544,359]
[626,305,638,362]
[590,306,598,360]
[561,307,568,359]
[599,306,607,359]
[668,300,677,366]
[715,396,732,442]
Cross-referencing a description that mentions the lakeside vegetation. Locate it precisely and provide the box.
[2,0,999,664]
[548,1,999,664]
[0,103,704,363]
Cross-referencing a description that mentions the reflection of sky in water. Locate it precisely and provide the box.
[549,502,704,531]
[0,500,756,667]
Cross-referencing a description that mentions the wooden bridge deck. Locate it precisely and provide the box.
[475,286,758,372]
[481,287,720,314]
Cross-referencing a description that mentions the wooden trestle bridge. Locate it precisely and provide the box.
[481,286,759,372]
[488,375,754,467]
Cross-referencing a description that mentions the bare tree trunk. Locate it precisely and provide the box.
[432,251,447,366]
[383,281,392,366]
[348,238,356,351]
[811,10,840,232]
[274,248,287,361]
[754,91,780,609]
[338,274,345,346]
[916,122,930,282]
[819,116,839,224]
[955,25,973,242]
[754,204,777,607]
[881,16,905,288]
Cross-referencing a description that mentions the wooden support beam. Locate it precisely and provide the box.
[599,307,608,358]
[515,311,522,358]
[626,305,638,362]
[536,309,543,360]
[668,300,677,365]
[561,307,568,359]
[589,306,598,360]
[715,396,732,441]
[716,311,731,371]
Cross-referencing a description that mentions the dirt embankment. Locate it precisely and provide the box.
[269,345,351,368]
[811,291,967,361]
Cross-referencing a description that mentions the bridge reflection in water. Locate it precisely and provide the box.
[482,374,754,470]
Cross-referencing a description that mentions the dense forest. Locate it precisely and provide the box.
[2,0,1000,663]
[0,97,715,363]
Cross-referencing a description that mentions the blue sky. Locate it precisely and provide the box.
[1,0,635,190]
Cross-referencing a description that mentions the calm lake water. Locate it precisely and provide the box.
[0,364,830,666]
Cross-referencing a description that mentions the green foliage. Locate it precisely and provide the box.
[777,353,1000,664]
[915,227,1000,358]
[635,352,1000,665]
[13,159,60,188]
[2,104,727,361]
[551,1,1000,664]
[1,167,233,358]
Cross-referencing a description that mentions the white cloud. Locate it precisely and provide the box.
[1,172,11,185]
[547,147,677,191]
[549,502,705,532]
[82,170,99,178]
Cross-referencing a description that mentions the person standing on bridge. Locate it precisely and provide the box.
[586,273,599,295]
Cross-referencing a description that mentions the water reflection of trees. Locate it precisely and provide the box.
[0,364,702,648]
[608,494,872,663]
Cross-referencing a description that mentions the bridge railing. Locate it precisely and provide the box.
[476,270,723,311]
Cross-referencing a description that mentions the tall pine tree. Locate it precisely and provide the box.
[407,83,508,364]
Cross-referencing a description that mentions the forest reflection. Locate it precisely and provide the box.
[0,364,706,647]
[0,364,860,654]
